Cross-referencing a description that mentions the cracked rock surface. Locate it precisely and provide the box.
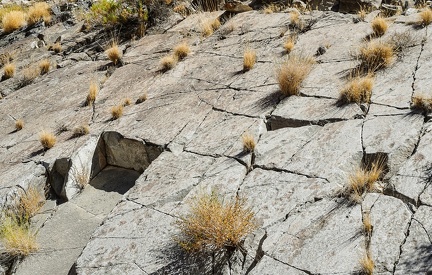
[1,4,432,275]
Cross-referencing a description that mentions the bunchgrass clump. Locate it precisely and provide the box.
[123,98,132,106]
[0,216,38,256]
[176,192,256,253]
[173,42,190,60]
[86,81,98,106]
[111,105,123,120]
[276,54,315,96]
[27,2,51,26]
[21,65,40,86]
[39,130,56,150]
[200,17,221,37]
[339,74,374,104]
[136,92,148,104]
[371,17,388,37]
[2,10,26,33]
[363,212,372,235]
[52,42,62,53]
[39,59,50,75]
[358,41,394,72]
[283,36,295,54]
[344,160,384,203]
[418,8,432,27]
[3,63,15,79]
[358,7,368,21]
[242,132,256,152]
[411,95,432,113]
[17,186,44,220]
[160,55,178,72]
[360,253,374,275]
[72,124,90,137]
[15,119,24,131]
[243,48,256,72]
[106,42,122,65]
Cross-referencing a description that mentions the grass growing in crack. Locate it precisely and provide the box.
[418,8,432,27]
[362,212,372,236]
[242,132,256,153]
[276,54,315,96]
[2,10,26,33]
[86,81,98,106]
[15,119,24,131]
[199,17,220,37]
[39,130,56,150]
[173,42,190,60]
[72,124,90,137]
[52,42,62,53]
[39,59,50,75]
[3,63,15,79]
[344,159,384,204]
[111,105,123,120]
[17,186,44,220]
[176,191,256,253]
[358,40,394,72]
[106,42,122,65]
[0,216,38,256]
[160,55,178,72]
[411,94,432,113]
[21,65,40,86]
[339,74,374,104]
[371,17,388,37]
[359,253,374,275]
[122,98,132,106]
[136,92,148,104]
[283,36,295,54]
[243,48,256,72]
[358,6,369,21]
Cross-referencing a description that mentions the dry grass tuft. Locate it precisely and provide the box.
[339,74,374,104]
[136,92,148,104]
[160,55,178,72]
[15,119,24,131]
[2,10,26,33]
[362,212,372,235]
[360,254,374,275]
[52,42,62,53]
[276,54,315,96]
[72,124,90,137]
[3,62,15,79]
[283,36,295,54]
[371,17,388,37]
[106,42,122,65]
[39,59,50,75]
[173,42,190,60]
[123,98,132,106]
[27,2,51,25]
[358,7,368,21]
[242,132,256,152]
[358,41,394,72]
[176,191,256,253]
[345,160,384,203]
[111,105,123,120]
[17,186,44,220]
[200,17,221,37]
[21,65,40,86]
[243,48,256,72]
[86,81,98,106]
[418,8,432,26]
[290,11,300,27]
[0,216,38,256]
[39,130,56,150]
[411,95,432,113]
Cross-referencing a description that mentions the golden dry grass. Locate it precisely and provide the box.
[363,212,372,235]
[173,42,190,60]
[345,160,384,203]
[15,119,24,131]
[359,41,394,72]
[72,124,90,137]
[290,11,300,26]
[17,186,44,219]
[2,10,26,33]
[3,62,15,79]
[21,65,40,86]
[123,98,132,106]
[243,48,257,71]
[160,55,178,71]
[360,254,374,275]
[371,17,388,37]
[276,55,315,96]
[27,2,51,25]
[86,81,98,106]
[173,4,188,16]
[242,132,256,152]
[106,42,122,65]
[283,36,295,54]
[39,130,56,150]
[136,92,148,104]
[39,59,50,75]
[111,105,123,120]
[411,95,432,112]
[339,75,374,104]
[0,216,38,256]
[200,17,220,37]
[176,192,256,253]
[52,42,62,53]
[358,7,368,21]
[418,8,432,26]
